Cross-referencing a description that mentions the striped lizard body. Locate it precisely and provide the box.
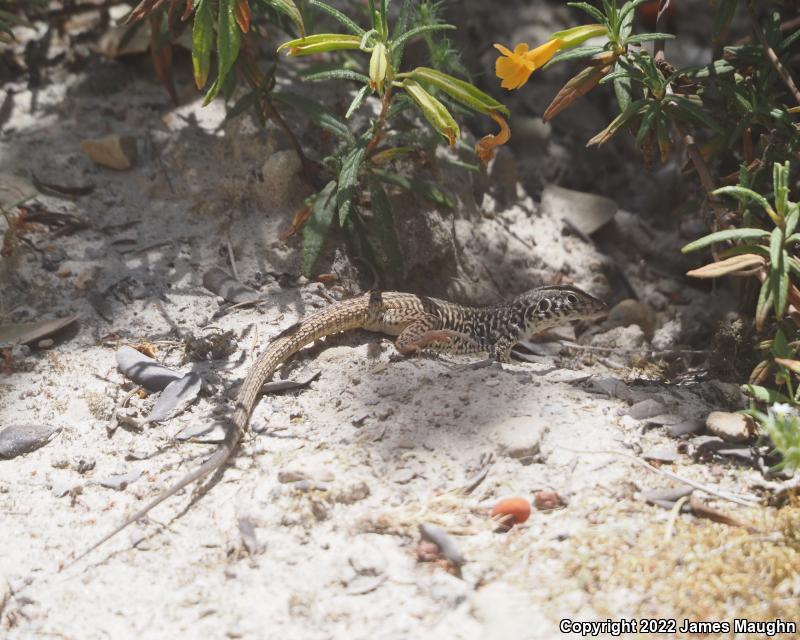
[72,286,606,564]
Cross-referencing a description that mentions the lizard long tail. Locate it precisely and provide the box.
[68,298,372,567]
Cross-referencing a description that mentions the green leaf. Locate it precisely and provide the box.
[624,33,676,45]
[306,0,361,35]
[712,186,774,215]
[772,329,790,359]
[192,0,213,89]
[277,33,362,56]
[303,68,370,83]
[370,179,404,278]
[345,85,370,118]
[683,59,735,78]
[272,91,353,141]
[586,98,646,146]
[566,2,606,23]
[545,45,606,67]
[258,0,305,35]
[612,60,632,112]
[618,0,651,25]
[634,104,659,147]
[403,79,460,146]
[405,67,509,116]
[713,0,738,41]
[774,160,789,217]
[371,169,453,208]
[681,228,771,253]
[663,95,723,134]
[389,23,455,56]
[786,205,800,237]
[337,145,366,226]
[756,277,773,330]
[302,181,338,276]
[770,228,789,318]
[204,0,241,105]
[742,384,791,405]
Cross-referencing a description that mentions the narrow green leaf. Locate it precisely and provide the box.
[586,98,646,146]
[663,95,723,134]
[337,146,366,226]
[371,169,453,208]
[742,384,791,405]
[370,179,404,278]
[389,23,455,56]
[302,181,338,276]
[786,207,800,238]
[613,60,632,112]
[712,185,773,214]
[769,228,788,317]
[682,59,735,78]
[756,277,773,330]
[566,2,606,23]
[192,0,213,89]
[204,0,241,105]
[303,68,370,83]
[258,0,305,35]
[406,67,509,116]
[272,91,353,141]
[345,85,370,119]
[625,32,676,45]
[681,228,771,253]
[618,0,651,25]
[306,0,362,35]
[545,45,605,67]
[713,0,738,41]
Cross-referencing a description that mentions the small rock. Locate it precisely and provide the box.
[277,469,308,483]
[642,486,693,509]
[705,411,755,443]
[690,435,728,460]
[74,457,96,474]
[606,299,656,339]
[335,481,370,504]
[392,468,416,484]
[495,416,547,461]
[666,419,704,438]
[349,543,386,576]
[651,319,681,350]
[0,424,60,459]
[259,149,301,209]
[75,266,100,291]
[541,183,617,235]
[98,469,141,490]
[37,338,54,349]
[591,324,646,350]
[533,490,565,510]
[626,399,668,420]
[642,447,678,464]
[81,134,138,170]
[55,264,72,278]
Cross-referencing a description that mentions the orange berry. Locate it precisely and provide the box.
[490,496,531,528]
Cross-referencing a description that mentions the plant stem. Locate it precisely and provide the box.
[366,83,394,157]
[746,0,800,107]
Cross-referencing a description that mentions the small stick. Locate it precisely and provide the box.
[565,447,762,507]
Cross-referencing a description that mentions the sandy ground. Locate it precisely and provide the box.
[0,37,778,640]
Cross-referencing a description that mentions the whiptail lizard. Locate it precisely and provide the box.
[71,285,606,564]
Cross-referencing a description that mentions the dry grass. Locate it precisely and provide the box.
[566,503,800,623]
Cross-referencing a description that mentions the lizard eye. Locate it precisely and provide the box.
[567,293,578,305]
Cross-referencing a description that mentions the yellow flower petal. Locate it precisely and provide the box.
[494,41,537,90]
[525,38,564,69]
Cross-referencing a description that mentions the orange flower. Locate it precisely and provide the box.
[494,39,563,90]
[475,111,511,166]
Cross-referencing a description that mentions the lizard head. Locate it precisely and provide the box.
[518,285,608,335]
